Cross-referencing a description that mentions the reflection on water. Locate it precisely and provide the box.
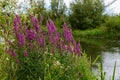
[79,38,120,80]
[102,51,120,80]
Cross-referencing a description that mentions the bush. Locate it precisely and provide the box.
[106,15,120,34]
[69,0,104,30]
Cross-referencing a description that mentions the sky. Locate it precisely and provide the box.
[104,0,120,15]
[18,0,120,15]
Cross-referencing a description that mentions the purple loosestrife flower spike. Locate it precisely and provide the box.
[26,29,35,41]
[73,40,77,53]
[14,18,18,32]
[30,14,35,27]
[63,23,72,42]
[41,38,45,47]
[17,33,25,46]
[35,18,40,33]
[16,15,21,25]
[24,50,28,57]
[12,51,17,58]
[49,19,56,33]
[47,19,56,34]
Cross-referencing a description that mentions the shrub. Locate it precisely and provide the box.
[69,0,104,30]
[106,15,120,34]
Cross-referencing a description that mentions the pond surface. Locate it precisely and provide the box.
[80,38,120,80]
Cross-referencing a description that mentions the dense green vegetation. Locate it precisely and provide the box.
[0,0,120,80]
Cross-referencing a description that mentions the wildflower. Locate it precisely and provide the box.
[40,36,45,48]
[16,15,21,25]
[49,19,56,33]
[63,23,72,42]
[49,35,53,44]
[43,32,47,36]
[12,51,17,58]
[73,40,77,53]
[26,29,35,41]
[17,33,25,46]
[14,17,18,32]
[53,33,59,43]
[30,14,35,27]
[24,50,28,57]
[14,15,22,32]
[47,19,56,34]
[35,18,40,33]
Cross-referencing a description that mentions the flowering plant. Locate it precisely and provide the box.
[6,15,96,80]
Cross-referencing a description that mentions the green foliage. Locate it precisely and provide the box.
[112,62,116,80]
[73,27,106,38]
[69,0,104,30]
[49,0,68,28]
[106,15,120,34]
[45,52,96,80]
[50,0,67,17]
[0,0,17,13]
[0,43,9,80]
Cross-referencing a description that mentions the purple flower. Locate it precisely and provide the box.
[14,15,22,32]
[73,40,77,53]
[30,14,35,26]
[53,33,60,44]
[14,18,19,32]
[63,23,72,42]
[17,33,25,46]
[16,15,21,25]
[43,32,47,36]
[49,35,53,44]
[47,19,56,34]
[26,29,35,41]
[24,50,28,57]
[11,49,17,58]
[35,18,40,33]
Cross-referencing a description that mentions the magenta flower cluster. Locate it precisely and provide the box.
[8,14,81,62]
[63,23,72,42]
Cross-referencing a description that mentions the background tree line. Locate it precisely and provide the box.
[0,0,120,31]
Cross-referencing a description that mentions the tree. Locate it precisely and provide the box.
[50,0,67,18]
[69,0,104,30]
[49,0,67,27]
[0,0,17,13]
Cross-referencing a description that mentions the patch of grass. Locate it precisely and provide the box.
[73,26,120,39]
[73,27,106,38]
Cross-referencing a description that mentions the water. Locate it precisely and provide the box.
[79,38,120,80]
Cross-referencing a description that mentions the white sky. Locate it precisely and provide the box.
[18,0,120,15]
